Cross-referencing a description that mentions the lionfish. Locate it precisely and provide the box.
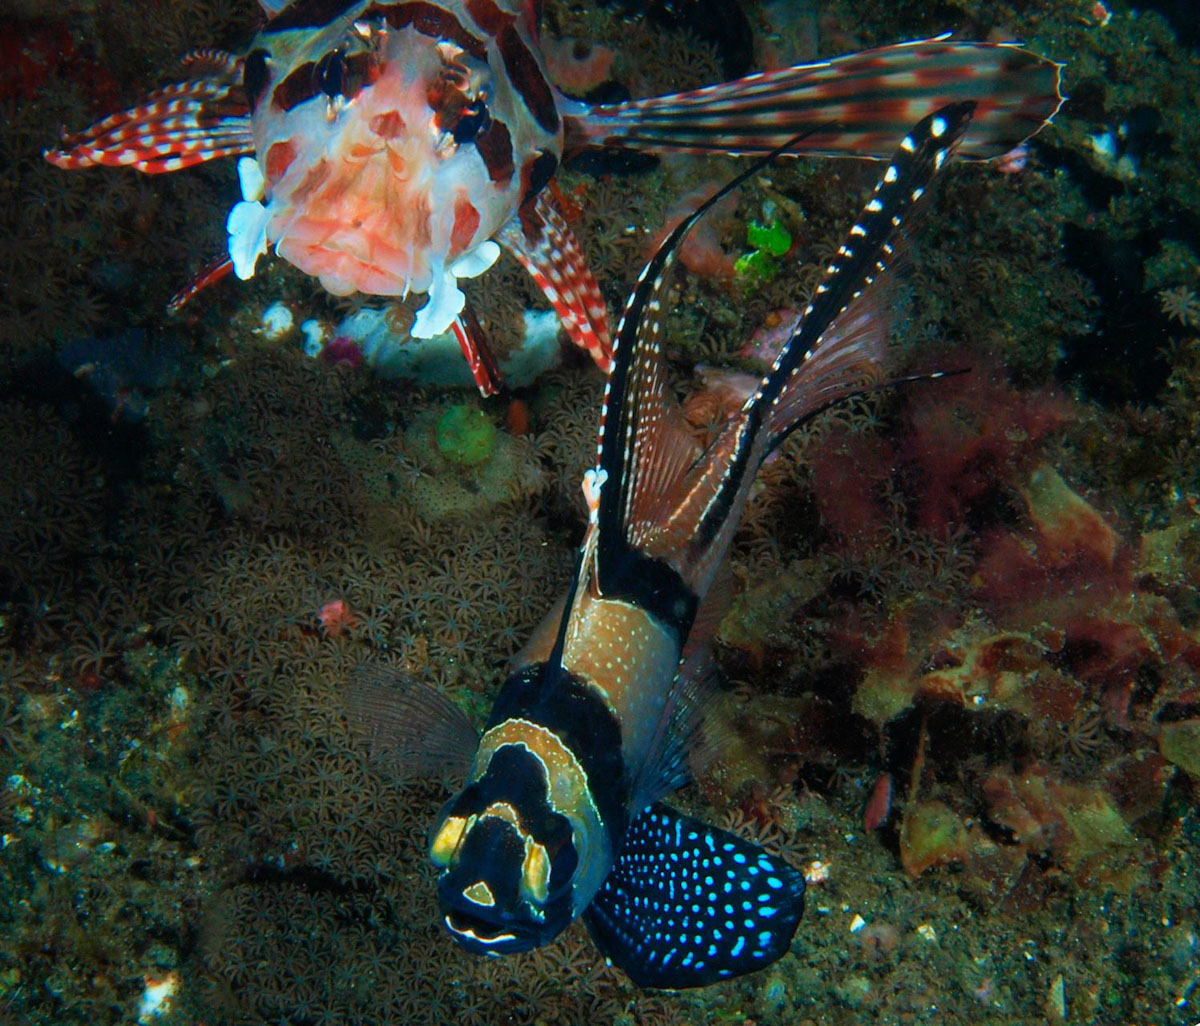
[46,0,1061,392]
[346,101,975,987]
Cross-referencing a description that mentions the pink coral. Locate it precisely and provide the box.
[541,35,615,95]
[646,182,740,282]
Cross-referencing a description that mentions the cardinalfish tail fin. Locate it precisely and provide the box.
[44,49,253,173]
[569,38,1061,162]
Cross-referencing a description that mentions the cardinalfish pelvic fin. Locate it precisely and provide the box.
[45,0,1061,394]
[343,100,977,988]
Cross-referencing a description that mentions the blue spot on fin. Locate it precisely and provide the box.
[583,802,806,989]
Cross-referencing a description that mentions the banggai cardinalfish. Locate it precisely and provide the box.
[345,100,977,988]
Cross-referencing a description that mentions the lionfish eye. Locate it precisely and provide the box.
[452,98,491,144]
[315,49,348,98]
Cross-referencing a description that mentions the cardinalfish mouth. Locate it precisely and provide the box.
[442,911,530,954]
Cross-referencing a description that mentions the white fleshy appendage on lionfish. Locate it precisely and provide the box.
[344,101,976,987]
[47,0,1062,393]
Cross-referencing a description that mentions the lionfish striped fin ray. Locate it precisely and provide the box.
[44,51,252,173]
[569,37,1061,162]
[497,190,614,372]
[450,304,505,397]
[655,102,976,592]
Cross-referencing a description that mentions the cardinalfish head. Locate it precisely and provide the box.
[429,740,580,954]
[230,1,562,336]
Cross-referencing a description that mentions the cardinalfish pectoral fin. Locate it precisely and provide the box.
[44,50,254,173]
[567,37,1062,162]
[496,189,614,374]
[343,664,480,786]
[584,802,807,989]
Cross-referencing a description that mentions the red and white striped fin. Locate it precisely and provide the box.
[167,254,236,314]
[569,37,1062,162]
[44,52,252,174]
[450,305,505,397]
[497,190,613,373]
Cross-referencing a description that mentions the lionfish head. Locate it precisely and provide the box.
[232,5,559,336]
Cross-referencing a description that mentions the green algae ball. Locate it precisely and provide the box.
[734,248,779,286]
[435,404,497,467]
[747,218,792,257]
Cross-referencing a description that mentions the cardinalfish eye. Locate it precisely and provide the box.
[430,813,472,867]
[519,835,550,905]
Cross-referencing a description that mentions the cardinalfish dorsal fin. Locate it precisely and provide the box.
[544,133,819,677]
[585,132,828,605]
[662,101,977,588]
[757,102,976,420]
[44,50,253,174]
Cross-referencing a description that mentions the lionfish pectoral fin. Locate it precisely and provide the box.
[344,664,479,786]
[496,190,613,373]
[167,254,236,314]
[45,50,253,173]
[584,803,807,989]
[568,37,1062,162]
[450,304,505,397]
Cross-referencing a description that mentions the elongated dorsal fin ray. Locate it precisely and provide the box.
[590,136,816,588]
[344,664,479,785]
[651,102,975,594]
[757,101,975,411]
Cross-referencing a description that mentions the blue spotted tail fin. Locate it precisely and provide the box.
[584,803,806,989]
